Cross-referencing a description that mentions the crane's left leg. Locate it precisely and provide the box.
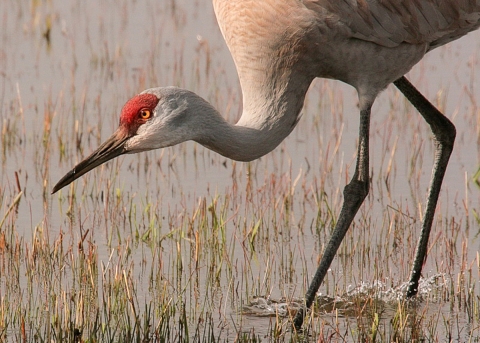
[393,76,456,297]
[293,98,373,330]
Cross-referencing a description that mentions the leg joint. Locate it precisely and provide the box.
[433,119,456,148]
[343,179,369,205]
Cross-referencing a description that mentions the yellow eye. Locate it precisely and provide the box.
[139,109,152,120]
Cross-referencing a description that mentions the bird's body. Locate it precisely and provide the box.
[214,0,480,119]
[52,0,480,330]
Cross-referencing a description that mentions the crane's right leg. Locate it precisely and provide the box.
[393,76,456,297]
[293,99,373,330]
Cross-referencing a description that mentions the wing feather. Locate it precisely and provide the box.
[304,0,480,49]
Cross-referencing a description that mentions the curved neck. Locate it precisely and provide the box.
[194,74,312,162]
[208,0,317,161]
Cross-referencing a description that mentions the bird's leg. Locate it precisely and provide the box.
[393,76,456,297]
[293,101,372,330]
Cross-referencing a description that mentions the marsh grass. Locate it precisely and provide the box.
[1,0,480,342]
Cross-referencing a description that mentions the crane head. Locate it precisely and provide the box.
[52,86,218,194]
[52,90,164,194]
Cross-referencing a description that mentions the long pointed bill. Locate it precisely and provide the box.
[52,128,131,194]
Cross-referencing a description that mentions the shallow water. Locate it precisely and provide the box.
[1,0,480,341]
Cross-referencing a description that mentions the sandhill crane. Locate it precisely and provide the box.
[52,0,480,330]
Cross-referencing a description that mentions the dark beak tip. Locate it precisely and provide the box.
[50,128,129,196]
[51,169,76,195]
[51,183,62,195]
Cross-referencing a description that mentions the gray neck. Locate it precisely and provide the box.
[194,82,310,162]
